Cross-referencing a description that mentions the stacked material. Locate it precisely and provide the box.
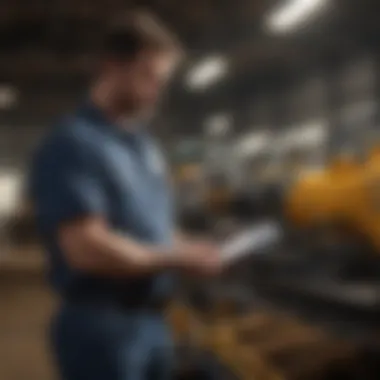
[168,302,378,380]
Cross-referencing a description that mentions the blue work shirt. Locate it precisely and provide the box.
[30,103,175,304]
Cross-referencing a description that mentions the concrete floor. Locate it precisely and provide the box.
[1,255,378,380]
[0,268,57,380]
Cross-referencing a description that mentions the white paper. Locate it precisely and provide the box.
[220,221,282,264]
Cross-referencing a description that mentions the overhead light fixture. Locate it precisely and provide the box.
[283,120,327,147]
[204,113,231,137]
[236,131,270,158]
[0,85,18,110]
[266,0,328,34]
[0,171,22,216]
[186,56,228,91]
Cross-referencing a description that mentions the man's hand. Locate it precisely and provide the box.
[170,240,223,277]
[59,218,224,278]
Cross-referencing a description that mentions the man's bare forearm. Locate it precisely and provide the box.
[60,220,177,277]
[84,233,172,276]
[174,229,199,249]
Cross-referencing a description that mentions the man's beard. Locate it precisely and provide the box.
[117,94,155,119]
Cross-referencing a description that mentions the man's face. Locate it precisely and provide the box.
[110,49,177,116]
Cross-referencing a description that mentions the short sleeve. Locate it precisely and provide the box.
[30,132,107,229]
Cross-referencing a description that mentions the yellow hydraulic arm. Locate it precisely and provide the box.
[286,152,380,251]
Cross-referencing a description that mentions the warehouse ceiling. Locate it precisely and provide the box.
[1,0,380,132]
[0,0,274,78]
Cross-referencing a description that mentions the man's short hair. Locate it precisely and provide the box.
[102,10,182,61]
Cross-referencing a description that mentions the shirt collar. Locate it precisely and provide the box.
[78,100,148,141]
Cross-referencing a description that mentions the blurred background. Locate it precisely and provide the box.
[2,0,380,379]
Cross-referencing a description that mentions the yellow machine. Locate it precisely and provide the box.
[175,147,380,250]
[286,151,380,251]
[171,154,379,379]
[286,156,360,226]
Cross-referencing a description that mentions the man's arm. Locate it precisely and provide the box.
[60,219,222,277]
[31,132,221,278]
[59,217,176,277]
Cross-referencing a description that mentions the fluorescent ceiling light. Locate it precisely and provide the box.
[266,0,328,34]
[186,56,228,91]
[0,85,18,109]
[0,171,22,216]
[236,131,270,157]
[282,120,327,147]
[298,122,327,145]
[204,114,231,137]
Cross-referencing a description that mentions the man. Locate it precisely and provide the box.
[30,11,223,380]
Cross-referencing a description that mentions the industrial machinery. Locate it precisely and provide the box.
[285,150,380,268]
[171,138,380,379]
